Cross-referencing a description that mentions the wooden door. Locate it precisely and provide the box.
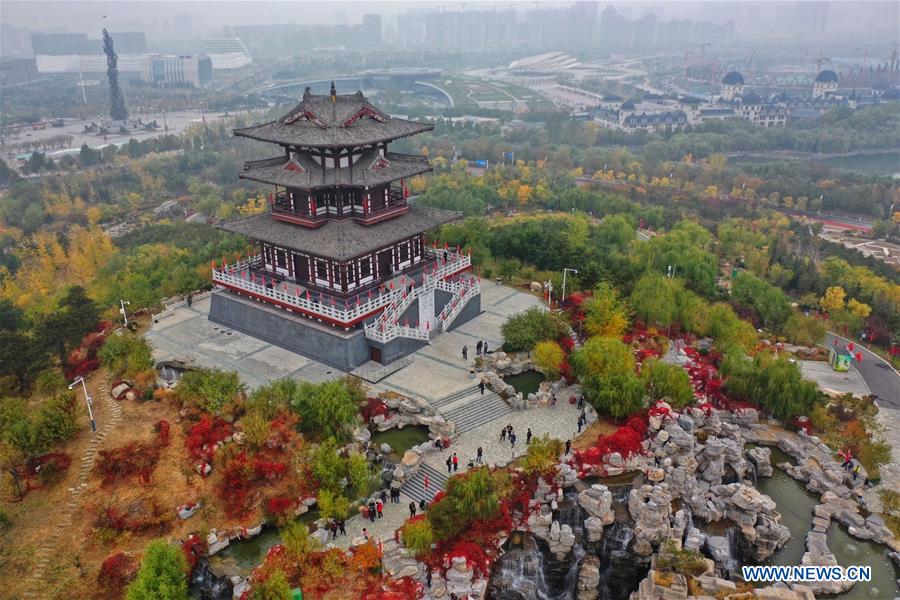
[370,346,383,363]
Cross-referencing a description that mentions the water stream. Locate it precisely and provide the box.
[756,448,899,598]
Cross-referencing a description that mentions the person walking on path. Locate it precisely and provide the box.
[526,428,533,445]
[462,345,468,360]
[362,528,369,540]
[368,501,377,522]
[853,464,861,481]
[476,340,483,356]
[565,439,572,455]
[338,519,346,536]
[577,395,584,410]
[551,394,557,407]
[476,446,483,464]
[376,499,384,518]
[380,489,387,505]
[186,293,193,308]
[452,453,459,472]
[446,455,453,474]
[577,414,584,434]
[500,427,507,442]
[510,432,517,448]
[427,570,432,589]
[483,341,489,354]
[435,438,444,452]
[330,519,338,540]
[409,502,417,518]
[479,380,486,395]
[419,499,427,513]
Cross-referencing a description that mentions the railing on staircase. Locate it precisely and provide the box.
[435,276,480,332]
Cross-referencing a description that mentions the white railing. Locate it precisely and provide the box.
[212,256,401,326]
[435,276,480,332]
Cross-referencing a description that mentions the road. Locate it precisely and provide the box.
[825,332,900,409]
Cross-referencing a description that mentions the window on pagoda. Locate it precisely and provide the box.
[399,243,409,263]
[316,260,328,280]
[360,257,371,278]
[275,249,287,269]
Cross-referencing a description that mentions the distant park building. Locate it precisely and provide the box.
[209,84,480,370]
[198,38,252,70]
[720,71,745,101]
[813,69,839,99]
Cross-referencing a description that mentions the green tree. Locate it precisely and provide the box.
[583,282,631,337]
[783,314,827,346]
[500,307,567,352]
[427,467,501,542]
[290,379,360,440]
[629,272,679,327]
[572,336,635,380]
[281,520,320,559]
[707,303,757,353]
[641,359,694,408]
[0,331,42,392]
[126,539,188,600]
[176,368,245,416]
[252,570,292,600]
[731,271,792,331]
[521,435,564,476]
[720,350,819,420]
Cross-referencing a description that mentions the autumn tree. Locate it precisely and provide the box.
[252,570,292,600]
[641,359,694,408]
[583,282,631,338]
[533,341,565,379]
[820,286,846,314]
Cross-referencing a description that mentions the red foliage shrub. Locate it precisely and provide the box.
[575,414,648,470]
[185,415,233,462]
[64,357,100,380]
[154,420,171,446]
[96,497,170,533]
[793,416,813,435]
[558,336,575,354]
[181,534,208,574]
[265,495,296,518]
[253,458,288,481]
[361,397,390,423]
[265,412,299,451]
[219,452,256,518]
[97,552,138,596]
[363,576,423,599]
[94,442,162,485]
[447,541,491,578]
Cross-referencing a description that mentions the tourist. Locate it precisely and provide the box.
[377,499,384,518]
[362,528,369,540]
[853,464,861,481]
[577,395,585,410]
[476,340,483,355]
[409,502,417,518]
[500,427,507,442]
[510,432,517,448]
[186,292,193,308]
[842,450,853,470]
[452,453,459,472]
[338,519,346,536]
[435,438,444,452]
[427,570,433,588]
[380,489,387,505]
[446,455,453,473]
[476,446,483,464]
[551,394,557,407]
[565,439,572,455]
[330,519,338,540]
[462,345,468,360]
[368,501,377,522]
[483,341,489,354]
[419,499,427,512]
[526,428,533,445]
[479,380,486,395]
[577,414,584,433]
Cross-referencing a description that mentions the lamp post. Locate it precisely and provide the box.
[119,299,131,327]
[562,268,578,302]
[69,376,96,432]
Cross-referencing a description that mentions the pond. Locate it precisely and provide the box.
[208,509,320,578]
[504,371,545,397]
[756,448,899,598]
[370,425,430,460]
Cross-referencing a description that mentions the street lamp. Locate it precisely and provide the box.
[562,268,578,302]
[68,376,96,432]
[119,299,131,327]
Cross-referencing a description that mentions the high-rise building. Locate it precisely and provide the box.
[198,38,252,70]
[362,14,383,46]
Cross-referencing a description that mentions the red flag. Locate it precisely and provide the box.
[847,342,854,351]
[306,290,312,300]
[356,296,361,306]
[444,242,448,249]
[211,260,216,269]
[855,352,862,362]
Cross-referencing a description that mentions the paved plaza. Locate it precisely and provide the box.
[146,279,543,391]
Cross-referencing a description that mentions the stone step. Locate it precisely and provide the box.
[401,462,449,504]
[442,393,513,434]
[431,386,482,409]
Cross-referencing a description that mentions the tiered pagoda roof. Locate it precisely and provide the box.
[234,87,433,148]
[240,150,431,190]
[219,204,458,261]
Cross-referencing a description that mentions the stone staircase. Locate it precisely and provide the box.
[401,462,449,504]
[438,388,514,435]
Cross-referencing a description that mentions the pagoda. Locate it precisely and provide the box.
[209,84,481,370]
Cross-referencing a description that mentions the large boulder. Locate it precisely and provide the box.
[577,484,614,525]
[547,521,576,560]
[576,555,601,600]
[747,446,774,478]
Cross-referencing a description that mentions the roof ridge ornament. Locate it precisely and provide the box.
[330,81,337,103]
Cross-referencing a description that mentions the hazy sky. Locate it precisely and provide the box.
[3,1,898,42]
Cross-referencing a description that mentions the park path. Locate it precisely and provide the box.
[21,375,122,599]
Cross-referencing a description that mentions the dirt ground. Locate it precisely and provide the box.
[573,416,620,452]
[0,370,281,600]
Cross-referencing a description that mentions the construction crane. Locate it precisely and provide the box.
[746,50,756,71]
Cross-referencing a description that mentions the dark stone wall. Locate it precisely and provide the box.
[434,289,482,331]
[208,290,370,371]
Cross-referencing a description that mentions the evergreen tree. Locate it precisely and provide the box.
[126,539,188,600]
